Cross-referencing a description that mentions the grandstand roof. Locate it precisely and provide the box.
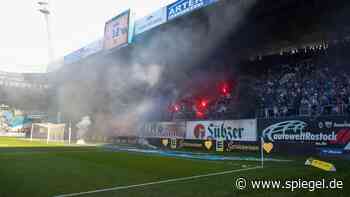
[55,0,350,74]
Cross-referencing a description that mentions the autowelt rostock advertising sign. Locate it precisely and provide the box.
[167,0,217,20]
[260,117,350,152]
[186,119,257,141]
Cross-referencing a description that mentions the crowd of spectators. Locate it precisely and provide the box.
[168,82,240,120]
[164,43,350,120]
[255,60,350,118]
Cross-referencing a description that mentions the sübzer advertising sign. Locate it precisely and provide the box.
[186,119,257,141]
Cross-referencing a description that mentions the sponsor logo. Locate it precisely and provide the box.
[181,142,203,148]
[320,148,344,155]
[263,143,274,153]
[179,140,203,148]
[205,140,213,150]
[187,120,257,141]
[334,122,350,128]
[226,142,259,152]
[193,122,248,140]
[111,23,128,39]
[168,0,206,19]
[135,8,166,35]
[329,128,350,145]
[193,124,206,139]
[318,121,334,129]
[207,123,243,141]
[143,122,186,138]
[318,121,350,129]
[104,10,129,50]
[162,139,169,146]
[263,120,337,142]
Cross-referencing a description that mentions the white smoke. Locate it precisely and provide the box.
[76,116,91,143]
[52,0,257,140]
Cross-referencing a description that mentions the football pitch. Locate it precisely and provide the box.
[0,137,348,197]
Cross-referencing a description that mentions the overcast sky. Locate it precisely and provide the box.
[0,0,176,73]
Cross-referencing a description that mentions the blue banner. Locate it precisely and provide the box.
[64,39,103,65]
[167,0,217,20]
[319,148,344,155]
[259,116,350,154]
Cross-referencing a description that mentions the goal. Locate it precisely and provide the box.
[30,123,66,143]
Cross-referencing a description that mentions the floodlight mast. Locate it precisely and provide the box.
[38,1,53,73]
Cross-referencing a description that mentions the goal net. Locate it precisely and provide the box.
[30,123,66,143]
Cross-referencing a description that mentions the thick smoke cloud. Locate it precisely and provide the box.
[51,0,256,139]
[76,116,91,142]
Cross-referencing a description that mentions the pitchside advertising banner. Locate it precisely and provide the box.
[150,138,259,152]
[186,119,257,141]
[134,7,167,35]
[140,122,186,139]
[104,10,130,50]
[167,0,217,20]
[259,116,350,154]
[0,132,25,137]
[64,39,103,65]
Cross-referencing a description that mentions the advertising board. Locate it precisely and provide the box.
[167,0,217,20]
[259,117,350,154]
[135,7,167,35]
[140,122,186,139]
[104,10,130,50]
[225,142,260,152]
[0,132,25,137]
[64,39,103,65]
[186,119,257,141]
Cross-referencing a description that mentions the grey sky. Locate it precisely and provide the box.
[0,0,176,73]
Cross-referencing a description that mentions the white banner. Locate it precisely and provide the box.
[0,132,25,137]
[186,119,257,141]
[140,122,186,139]
[135,7,167,35]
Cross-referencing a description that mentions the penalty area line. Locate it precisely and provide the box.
[53,166,261,197]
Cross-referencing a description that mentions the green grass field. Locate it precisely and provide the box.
[0,137,348,197]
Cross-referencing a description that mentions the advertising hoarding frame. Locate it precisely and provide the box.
[167,0,217,20]
[185,119,257,142]
[104,10,130,51]
[259,116,350,154]
[134,7,167,35]
[140,121,186,139]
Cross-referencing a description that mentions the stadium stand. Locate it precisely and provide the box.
[0,71,49,134]
[0,71,49,112]
[164,39,350,121]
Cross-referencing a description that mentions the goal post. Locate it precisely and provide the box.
[30,123,66,143]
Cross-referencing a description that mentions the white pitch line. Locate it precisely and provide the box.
[53,166,261,197]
